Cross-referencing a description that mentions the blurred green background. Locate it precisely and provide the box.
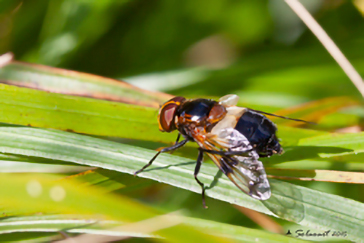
[0,0,363,242]
[2,0,364,105]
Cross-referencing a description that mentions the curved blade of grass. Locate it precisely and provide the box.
[0,83,175,143]
[265,132,364,166]
[270,158,364,171]
[299,132,364,157]
[0,173,157,221]
[0,215,133,237]
[185,217,307,243]
[0,153,87,173]
[0,161,87,173]
[0,174,228,243]
[0,83,326,144]
[276,126,326,146]
[0,62,171,107]
[0,127,361,241]
[0,214,307,243]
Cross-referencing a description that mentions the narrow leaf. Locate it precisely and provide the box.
[267,168,364,183]
[0,83,175,143]
[0,127,361,242]
[0,214,307,243]
[0,62,171,107]
[299,132,364,157]
[0,174,227,243]
[0,84,326,145]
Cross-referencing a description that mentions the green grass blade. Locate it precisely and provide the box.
[300,132,364,157]
[0,127,361,242]
[0,214,307,243]
[0,83,175,143]
[0,161,86,173]
[0,174,229,243]
[0,62,171,107]
[0,84,326,144]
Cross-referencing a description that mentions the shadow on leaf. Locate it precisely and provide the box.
[263,179,305,223]
[264,145,353,165]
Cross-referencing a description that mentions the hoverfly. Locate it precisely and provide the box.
[135,94,310,207]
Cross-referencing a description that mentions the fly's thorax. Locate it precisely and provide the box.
[176,98,227,133]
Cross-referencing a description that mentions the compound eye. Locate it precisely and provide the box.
[158,97,185,132]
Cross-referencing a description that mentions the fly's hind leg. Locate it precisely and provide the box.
[134,138,188,175]
[194,149,208,208]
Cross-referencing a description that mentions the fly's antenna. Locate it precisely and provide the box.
[248,108,317,125]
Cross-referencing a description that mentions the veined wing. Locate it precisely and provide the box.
[221,155,270,200]
[189,99,270,200]
[202,141,271,200]
[201,105,271,200]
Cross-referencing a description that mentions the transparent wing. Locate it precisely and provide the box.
[202,138,271,200]
[202,108,271,200]
[222,155,271,200]
[190,100,270,200]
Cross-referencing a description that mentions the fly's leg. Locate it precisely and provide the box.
[175,133,181,144]
[169,133,181,155]
[195,149,207,208]
[134,138,188,175]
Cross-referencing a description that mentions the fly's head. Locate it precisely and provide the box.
[158,96,186,132]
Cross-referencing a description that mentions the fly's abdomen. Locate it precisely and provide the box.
[234,110,282,157]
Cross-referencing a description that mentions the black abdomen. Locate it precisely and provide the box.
[235,110,282,157]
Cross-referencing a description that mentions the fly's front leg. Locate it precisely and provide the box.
[195,149,207,208]
[174,133,181,144]
[134,138,188,175]
[169,133,181,155]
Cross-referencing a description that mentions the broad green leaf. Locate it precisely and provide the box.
[185,217,307,243]
[264,132,364,166]
[271,158,364,171]
[0,83,326,144]
[0,215,130,237]
[299,132,364,157]
[276,126,327,146]
[0,127,361,242]
[0,174,227,243]
[0,62,171,107]
[0,214,307,243]
[0,83,174,143]
[0,173,157,221]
